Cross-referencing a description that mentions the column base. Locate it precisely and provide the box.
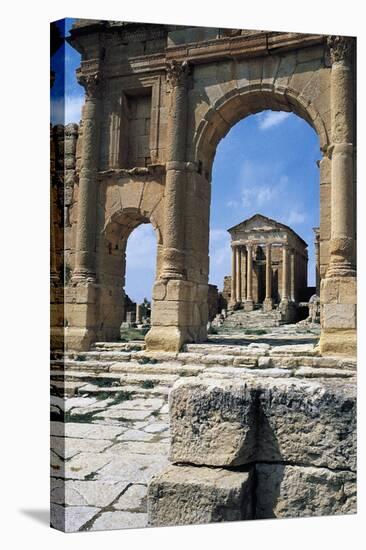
[244,300,254,312]
[320,275,356,357]
[145,326,189,352]
[263,298,273,312]
[64,327,97,352]
[279,300,297,323]
[320,328,356,357]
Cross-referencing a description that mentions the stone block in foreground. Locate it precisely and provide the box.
[169,378,257,466]
[147,464,254,526]
[255,463,357,518]
[169,377,356,471]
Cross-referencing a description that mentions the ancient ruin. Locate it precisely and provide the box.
[51,22,356,357]
[226,214,310,317]
[50,21,357,532]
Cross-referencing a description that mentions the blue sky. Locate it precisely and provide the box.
[52,19,320,302]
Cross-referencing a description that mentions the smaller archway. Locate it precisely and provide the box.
[96,208,161,341]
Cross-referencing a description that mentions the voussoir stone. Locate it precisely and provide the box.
[147,464,254,526]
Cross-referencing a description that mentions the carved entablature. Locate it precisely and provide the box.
[166,60,190,88]
[327,35,354,65]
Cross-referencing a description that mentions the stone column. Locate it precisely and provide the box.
[326,36,356,278]
[236,247,242,304]
[313,228,320,295]
[160,60,190,280]
[136,303,142,324]
[263,243,273,311]
[290,248,296,302]
[281,244,289,301]
[244,244,254,311]
[72,73,101,283]
[65,70,101,351]
[241,247,247,302]
[230,245,237,306]
[147,61,202,352]
[320,36,356,356]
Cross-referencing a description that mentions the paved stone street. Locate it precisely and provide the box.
[50,323,356,532]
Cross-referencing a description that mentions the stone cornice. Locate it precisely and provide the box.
[98,165,166,180]
[82,32,326,80]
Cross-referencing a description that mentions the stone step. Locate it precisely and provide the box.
[92,341,145,352]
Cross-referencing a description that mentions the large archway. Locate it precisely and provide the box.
[208,109,320,318]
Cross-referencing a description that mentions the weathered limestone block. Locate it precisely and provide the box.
[256,378,356,471]
[147,465,254,526]
[169,378,257,466]
[169,378,356,471]
[255,464,356,518]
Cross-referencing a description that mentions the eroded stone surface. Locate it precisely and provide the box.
[169,377,356,471]
[148,465,254,526]
[255,464,357,518]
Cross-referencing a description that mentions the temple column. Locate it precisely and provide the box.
[263,243,273,311]
[244,244,254,311]
[290,248,296,302]
[241,247,247,302]
[230,245,237,307]
[320,36,356,356]
[281,244,289,301]
[236,247,242,304]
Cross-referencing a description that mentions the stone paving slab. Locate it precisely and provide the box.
[51,323,355,532]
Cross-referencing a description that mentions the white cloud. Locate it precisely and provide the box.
[51,94,84,125]
[287,209,307,225]
[238,160,288,209]
[226,199,239,208]
[257,111,291,130]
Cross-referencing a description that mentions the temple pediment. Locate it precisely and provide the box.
[228,214,307,247]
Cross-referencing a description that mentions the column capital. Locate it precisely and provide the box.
[77,69,103,99]
[166,60,191,89]
[327,35,354,66]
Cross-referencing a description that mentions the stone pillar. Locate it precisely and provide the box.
[263,243,273,311]
[290,248,296,302]
[136,303,142,324]
[281,244,289,301]
[72,74,101,283]
[320,36,356,356]
[146,61,200,352]
[160,60,190,280]
[313,228,320,295]
[244,244,254,311]
[230,245,237,307]
[241,247,247,302]
[326,36,356,279]
[66,71,101,351]
[236,247,242,304]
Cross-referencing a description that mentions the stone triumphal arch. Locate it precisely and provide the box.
[51,23,356,356]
